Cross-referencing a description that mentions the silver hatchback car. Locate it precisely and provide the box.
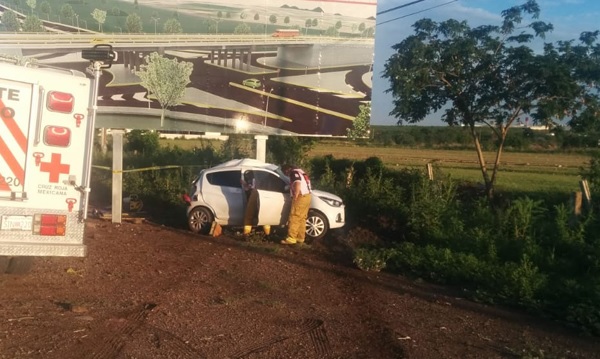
[185,159,345,240]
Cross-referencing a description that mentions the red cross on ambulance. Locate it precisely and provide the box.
[39,153,70,183]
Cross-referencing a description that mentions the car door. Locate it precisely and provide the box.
[202,169,244,225]
[253,169,290,225]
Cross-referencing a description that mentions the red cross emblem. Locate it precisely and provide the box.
[39,153,70,183]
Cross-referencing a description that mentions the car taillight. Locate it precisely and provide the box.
[47,91,74,113]
[33,214,67,236]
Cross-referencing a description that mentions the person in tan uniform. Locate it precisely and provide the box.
[241,170,258,235]
[281,164,312,245]
[241,170,271,236]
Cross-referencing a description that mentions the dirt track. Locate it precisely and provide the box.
[1,219,599,358]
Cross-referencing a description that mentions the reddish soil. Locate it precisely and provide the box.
[1,218,599,358]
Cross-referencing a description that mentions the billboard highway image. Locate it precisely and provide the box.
[0,0,377,136]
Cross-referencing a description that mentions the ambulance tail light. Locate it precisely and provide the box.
[47,91,74,113]
[33,214,67,236]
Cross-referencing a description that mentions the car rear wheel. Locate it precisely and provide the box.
[306,210,328,241]
[188,207,214,235]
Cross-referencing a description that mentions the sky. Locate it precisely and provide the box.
[371,0,600,126]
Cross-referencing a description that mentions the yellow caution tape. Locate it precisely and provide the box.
[92,165,185,174]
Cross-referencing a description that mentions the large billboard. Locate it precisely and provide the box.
[0,0,376,136]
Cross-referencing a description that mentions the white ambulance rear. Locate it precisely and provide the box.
[0,62,94,257]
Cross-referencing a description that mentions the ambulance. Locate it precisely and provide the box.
[0,59,97,260]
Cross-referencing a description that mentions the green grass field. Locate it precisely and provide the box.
[161,137,591,195]
[309,143,589,194]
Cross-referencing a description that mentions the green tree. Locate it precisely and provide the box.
[111,7,121,16]
[358,22,365,34]
[150,11,160,34]
[240,12,246,21]
[347,103,371,139]
[125,130,160,154]
[311,18,318,27]
[269,14,277,25]
[136,52,193,127]
[91,8,107,32]
[126,13,142,33]
[163,18,182,34]
[304,18,312,35]
[59,4,75,25]
[39,0,51,20]
[266,137,314,169]
[363,26,375,37]
[382,0,600,200]
[234,22,251,34]
[335,20,342,31]
[213,10,222,33]
[324,26,337,37]
[22,14,44,32]
[284,16,290,24]
[2,10,20,31]
[254,13,259,21]
[26,0,36,15]
[134,0,138,10]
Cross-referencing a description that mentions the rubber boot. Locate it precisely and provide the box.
[243,225,252,235]
[263,225,271,235]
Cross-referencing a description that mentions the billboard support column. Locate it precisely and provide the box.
[111,129,125,224]
[254,135,268,162]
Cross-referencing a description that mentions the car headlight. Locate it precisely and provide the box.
[319,196,343,207]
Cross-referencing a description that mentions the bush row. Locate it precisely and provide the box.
[309,154,600,335]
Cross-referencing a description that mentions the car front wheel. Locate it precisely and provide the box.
[188,207,214,234]
[306,210,329,241]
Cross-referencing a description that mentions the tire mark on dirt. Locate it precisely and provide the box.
[308,320,331,357]
[70,303,157,359]
[228,318,330,358]
[145,324,207,358]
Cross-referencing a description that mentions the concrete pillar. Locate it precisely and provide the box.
[217,49,222,65]
[231,49,236,68]
[238,50,244,69]
[135,52,144,71]
[223,48,228,67]
[246,49,252,71]
[130,51,137,70]
[254,135,268,162]
[210,50,215,63]
[111,129,125,224]
[123,51,130,68]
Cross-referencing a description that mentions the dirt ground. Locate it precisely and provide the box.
[1,219,600,359]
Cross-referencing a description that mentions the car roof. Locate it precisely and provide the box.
[210,158,280,171]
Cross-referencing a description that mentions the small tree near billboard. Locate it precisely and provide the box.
[347,103,371,140]
[136,52,193,127]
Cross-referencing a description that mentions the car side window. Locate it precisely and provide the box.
[206,170,241,188]
[254,170,287,193]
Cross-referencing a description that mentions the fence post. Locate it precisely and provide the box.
[572,191,583,216]
[580,180,592,209]
[426,163,434,181]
